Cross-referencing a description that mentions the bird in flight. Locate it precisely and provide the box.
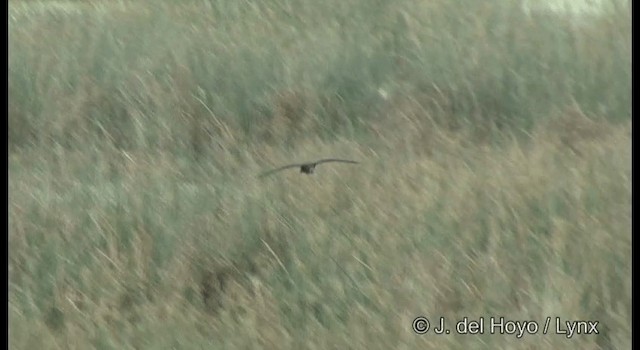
[258,158,359,178]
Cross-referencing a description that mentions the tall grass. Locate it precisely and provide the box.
[9,0,631,349]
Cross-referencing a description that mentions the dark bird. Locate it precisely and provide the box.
[259,158,359,178]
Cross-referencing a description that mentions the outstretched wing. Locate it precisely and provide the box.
[258,163,303,178]
[314,158,359,166]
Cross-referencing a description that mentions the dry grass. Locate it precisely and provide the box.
[9,0,630,349]
[9,116,631,349]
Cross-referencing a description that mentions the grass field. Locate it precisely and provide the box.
[9,0,631,349]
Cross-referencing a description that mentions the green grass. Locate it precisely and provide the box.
[9,0,631,349]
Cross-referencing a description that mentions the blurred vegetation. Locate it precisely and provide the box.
[9,0,630,349]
